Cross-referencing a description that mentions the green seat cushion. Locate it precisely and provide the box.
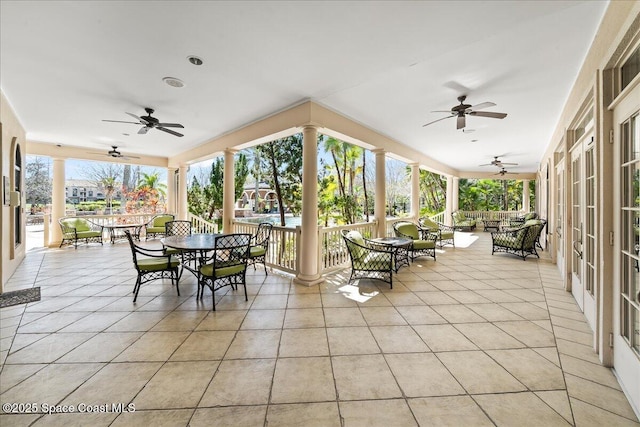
[76,230,102,239]
[360,251,392,268]
[200,262,245,278]
[250,246,266,257]
[413,240,435,250]
[396,223,420,239]
[440,231,454,240]
[152,215,174,227]
[524,213,537,221]
[345,230,366,261]
[146,226,166,233]
[525,219,543,226]
[137,256,179,271]
[164,247,180,255]
[62,218,92,232]
[421,218,438,229]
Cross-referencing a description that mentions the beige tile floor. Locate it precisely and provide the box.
[1,232,639,426]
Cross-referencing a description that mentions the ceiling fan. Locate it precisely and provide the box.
[479,156,518,167]
[423,95,507,130]
[494,167,512,176]
[88,146,140,160]
[102,107,184,137]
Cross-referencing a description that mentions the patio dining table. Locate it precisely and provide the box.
[162,233,223,277]
[369,236,412,272]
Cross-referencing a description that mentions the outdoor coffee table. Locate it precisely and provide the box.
[104,223,144,243]
[483,219,502,232]
[369,236,412,272]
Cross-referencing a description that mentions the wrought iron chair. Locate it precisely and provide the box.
[491,219,546,260]
[393,221,437,261]
[198,233,252,311]
[419,217,455,248]
[248,222,273,275]
[341,229,395,288]
[58,217,104,249]
[144,214,175,240]
[124,230,181,303]
[451,211,476,231]
[163,220,195,265]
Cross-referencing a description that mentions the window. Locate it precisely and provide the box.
[622,45,640,91]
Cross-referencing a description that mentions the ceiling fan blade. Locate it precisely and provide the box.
[156,122,184,128]
[430,110,454,113]
[422,116,454,127]
[479,163,495,166]
[468,102,495,111]
[456,115,465,130]
[126,112,143,122]
[120,155,141,160]
[157,126,184,137]
[469,111,507,119]
[500,162,519,166]
[138,126,150,135]
[102,120,140,125]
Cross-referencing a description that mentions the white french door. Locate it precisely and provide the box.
[613,81,640,414]
[556,161,565,276]
[570,133,597,330]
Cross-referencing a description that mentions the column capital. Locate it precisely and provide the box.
[302,124,319,131]
[371,148,385,155]
[224,148,239,155]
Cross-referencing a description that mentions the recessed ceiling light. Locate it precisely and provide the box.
[187,55,203,66]
[122,133,129,136]
[162,77,185,88]
[470,139,478,143]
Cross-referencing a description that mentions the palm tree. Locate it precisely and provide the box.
[137,172,167,197]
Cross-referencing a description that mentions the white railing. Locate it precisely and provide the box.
[429,211,446,224]
[233,220,301,274]
[460,210,525,222]
[188,213,218,234]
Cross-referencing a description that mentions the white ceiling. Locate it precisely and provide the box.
[0,1,608,174]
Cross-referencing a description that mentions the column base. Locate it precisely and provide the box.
[293,274,325,287]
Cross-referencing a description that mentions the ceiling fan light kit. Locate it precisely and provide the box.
[423,95,507,130]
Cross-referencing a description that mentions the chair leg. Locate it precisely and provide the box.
[133,276,142,303]
[174,269,180,296]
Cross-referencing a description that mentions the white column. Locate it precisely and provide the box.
[452,177,459,212]
[49,157,66,247]
[294,125,323,286]
[410,163,420,221]
[178,165,188,220]
[522,179,530,212]
[223,149,237,234]
[167,167,177,215]
[374,149,386,237]
[445,175,454,226]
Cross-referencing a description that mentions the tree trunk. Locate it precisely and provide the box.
[362,151,369,222]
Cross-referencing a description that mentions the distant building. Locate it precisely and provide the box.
[65,179,122,204]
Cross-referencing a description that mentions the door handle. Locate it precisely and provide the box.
[573,222,583,260]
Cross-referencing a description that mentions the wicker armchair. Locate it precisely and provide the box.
[491,219,546,260]
[419,217,455,248]
[452,211,476,231]
[144,214,175,240]
[341,229,395,288]
[59,217,104,249]
[393,221,437,261]
[509,212,538,228]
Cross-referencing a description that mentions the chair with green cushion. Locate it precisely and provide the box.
[145,214,175,240]
[198,233,252,311]
[452,211,476,231]
[393,221,437,261]
[163,220,194,267]
[419,217,455,248]
[124,230,180,303]
[341,229,395,288]
[491,219,546,260]
[248,222,273,275]
[58,217,104,249]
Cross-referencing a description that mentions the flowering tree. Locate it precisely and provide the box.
[124,186,165,214]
